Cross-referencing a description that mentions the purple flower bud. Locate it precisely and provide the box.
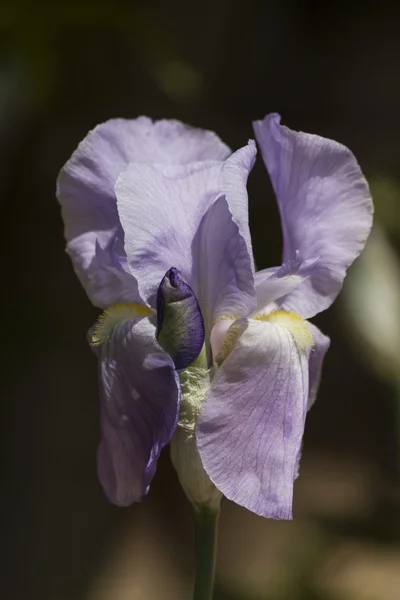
[157,267,205,369]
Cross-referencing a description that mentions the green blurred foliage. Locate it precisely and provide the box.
[0,1,204,113]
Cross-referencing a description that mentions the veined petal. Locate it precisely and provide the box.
[67,231,139,309]
[197,319,309,519]
[254,252,319,313]
[58,117,230,241]
[193,195,256,336]
[307,322,330,410]
[293,322,330,479]
[221,141,257,272]
[97,317,180,506]
[116,143,256,312]
[116,162,224,305]
[57,117,230,307]
[128,118,231,163]
[253,113,373,319]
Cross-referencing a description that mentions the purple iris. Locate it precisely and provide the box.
[57,114,373,518]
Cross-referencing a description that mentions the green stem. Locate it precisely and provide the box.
[193,505,220,600]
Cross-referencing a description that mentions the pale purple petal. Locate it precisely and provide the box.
[58,117,230,241]
[193,195,256,335]
[221,141,257,271]
[67,231,139,308]
[253,113,373,319]
[116,145,256,309]
[197,319,309,519]
[116,162,223,306]
[57,117,230,307]
[293,323,330,479]
[97,317,180,506]
[124,118,231,164]
[254,252,319,313]
[307,322,330,410]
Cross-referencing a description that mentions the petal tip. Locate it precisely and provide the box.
[253,112,281,130]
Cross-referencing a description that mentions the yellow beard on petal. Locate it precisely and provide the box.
[217,322,243,365]
[210,315,238,365]
[255,310,314,351]
[91,303,154,346]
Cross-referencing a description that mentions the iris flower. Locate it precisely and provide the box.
[57,114,372,520]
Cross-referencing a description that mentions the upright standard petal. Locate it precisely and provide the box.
[57,117,230,307]
[193,195,256,336]
[116,143,256,311]
[116,162,223,305]
[197,319,309,519]
[221,141,257,271]
[97,317,180,506]
[58,117,230,241]
[253,113,373,319]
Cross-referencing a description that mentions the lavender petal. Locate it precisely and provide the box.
[116,144,255,310]
[197,319,309,519]
[193,195,256,337]
[307,322,330,410]
[253,113,373,319]
[254,252,319,313]
[57,117,230,307]
[97,317,180,506]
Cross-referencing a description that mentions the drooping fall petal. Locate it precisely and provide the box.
[97,317,180,506]
[197,319,309,519]
[306,322,330,410]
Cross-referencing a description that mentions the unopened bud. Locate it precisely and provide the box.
[157,267,205,370]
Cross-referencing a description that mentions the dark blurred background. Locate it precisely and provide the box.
[3,1,400,599]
